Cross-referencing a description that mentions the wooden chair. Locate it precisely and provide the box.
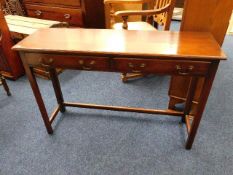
[104,0,176,82]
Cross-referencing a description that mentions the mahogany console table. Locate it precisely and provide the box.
[13,28,226,149]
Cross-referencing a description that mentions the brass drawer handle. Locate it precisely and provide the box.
[64,14,71,19]
[128,63,146,68]
[128,62,146,73]
[132,70,142,73]
[35,10,42,16]
[39,58,54,68]
[128,63,134,68]
[176,65,194,75]
[140,63,146,68]
[79,60,96,70]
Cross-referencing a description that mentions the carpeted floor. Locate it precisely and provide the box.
[0,23,233,174]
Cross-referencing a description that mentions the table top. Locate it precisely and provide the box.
[13,28,226,60]
[6,15,60,35]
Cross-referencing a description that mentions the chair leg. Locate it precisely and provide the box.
[121,73,146,82]
[0,75,11,96]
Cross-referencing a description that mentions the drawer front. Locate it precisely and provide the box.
[113,58,211,76]
[25,4,83,26]
[25,53,110,71]
[24,0,81,7]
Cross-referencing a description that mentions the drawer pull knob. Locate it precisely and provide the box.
[35,10,42,16]
[79,60,95,70]
[64,14,71,19]
[176,65,194,75]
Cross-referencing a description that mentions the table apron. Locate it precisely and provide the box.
[24,53,212,77]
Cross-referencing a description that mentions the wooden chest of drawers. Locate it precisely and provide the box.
[23,0,83,27]
[24,0,81,7]
[22,0,105,28]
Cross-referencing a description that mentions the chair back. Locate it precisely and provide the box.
[104,0,176,30]
[153,0,176,30]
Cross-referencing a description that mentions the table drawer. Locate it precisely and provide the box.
[25,4,83,26]
[113,58,211,76]
[24,0,81,7]
[25,53,110,71]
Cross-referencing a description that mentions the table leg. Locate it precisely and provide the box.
[21,56,53,134]
[185,61,219,149]
[182,77,198,123]
[48,68,65,112]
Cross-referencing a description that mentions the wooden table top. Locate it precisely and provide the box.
[13,28,226,60]
[6,15,60,35]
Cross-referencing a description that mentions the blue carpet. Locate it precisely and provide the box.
[0,23,233,174]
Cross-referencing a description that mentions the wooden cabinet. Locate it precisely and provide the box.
[23,0,83,27]
[168,0,233,111]
[0,10,24,79]
[81,0,105,28]
[24,4,83,26]
[23,0,81,7]
[22,0,105,28]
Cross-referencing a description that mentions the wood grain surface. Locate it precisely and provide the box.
[13,28,226,60]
